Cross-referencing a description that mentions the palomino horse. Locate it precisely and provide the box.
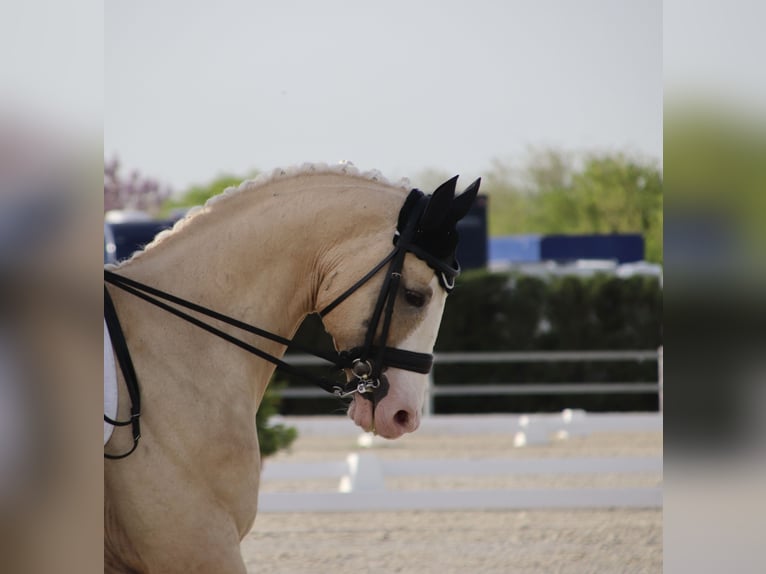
[104,163,479,572]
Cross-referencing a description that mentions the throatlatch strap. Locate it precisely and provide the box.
[318,249,397,318]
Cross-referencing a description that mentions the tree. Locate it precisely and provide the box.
[256,383,298,457]
[483,149,663,263]
[161,172,258,215]
[104,156,172,214]
[572,154,663,262]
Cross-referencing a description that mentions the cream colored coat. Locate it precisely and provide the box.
[104,166,466,573]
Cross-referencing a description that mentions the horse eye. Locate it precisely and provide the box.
[403,289,427,308]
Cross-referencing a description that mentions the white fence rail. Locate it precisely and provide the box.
[259,483,662,513]
[286,349,660,367]
[279,349,663,414]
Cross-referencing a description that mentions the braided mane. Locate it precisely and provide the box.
[108,162,410,267]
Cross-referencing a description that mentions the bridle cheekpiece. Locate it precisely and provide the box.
[319,187,458,403]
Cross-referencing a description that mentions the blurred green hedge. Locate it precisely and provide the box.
[279,270,663,414]
[433,270,662,413]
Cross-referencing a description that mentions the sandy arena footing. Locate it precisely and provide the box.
[243,414,662,573]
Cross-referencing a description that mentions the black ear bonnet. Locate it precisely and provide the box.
[393,176,481,291]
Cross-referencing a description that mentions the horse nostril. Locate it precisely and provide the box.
[394,410,410,427]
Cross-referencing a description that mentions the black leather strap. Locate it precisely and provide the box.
[104,286,142,459]
[318,249,397,318]
[339,346,433,374]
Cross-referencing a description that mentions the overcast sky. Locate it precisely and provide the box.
[105,0,662,191]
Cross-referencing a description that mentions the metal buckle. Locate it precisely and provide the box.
[358,378,381,393]
[352,359,373,380]
[333,386,357,399]
[333,375,381,399]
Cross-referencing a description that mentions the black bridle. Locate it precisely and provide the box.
[104,188,460,459]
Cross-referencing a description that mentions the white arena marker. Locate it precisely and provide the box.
[514,415,549,446]
[339,453,385,493]
[559,408,589,438]
[357,433,374,448]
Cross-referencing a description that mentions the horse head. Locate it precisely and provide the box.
[317,175,480,438]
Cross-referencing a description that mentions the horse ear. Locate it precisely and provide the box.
[449,177,481,223]
[421,175,458,231]
[397,188,425,232]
